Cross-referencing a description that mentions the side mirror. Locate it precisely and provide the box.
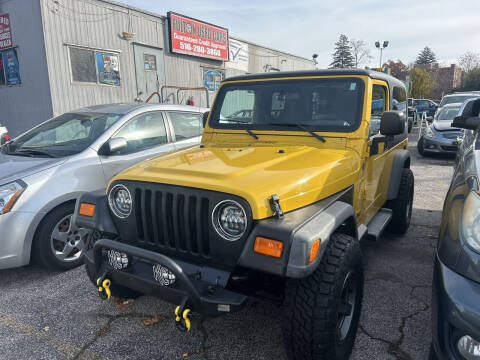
[452,98,480,130]
[380,111,405,136]
[99,137,128,155]
[202,112,210,128]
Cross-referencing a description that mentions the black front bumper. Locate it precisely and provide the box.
[87,239,247,317]
[431,255,480,359]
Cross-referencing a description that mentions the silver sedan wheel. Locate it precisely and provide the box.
[50,215,90,262]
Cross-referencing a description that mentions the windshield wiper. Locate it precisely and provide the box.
[223,119,258,140]
[269,123,326,143]
[10,148,56,158]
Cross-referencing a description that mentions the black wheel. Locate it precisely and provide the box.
[33,202,90,270]
[283,233,363,360]
[386,168,414,234]
[85,262,141,299]
[417,136,426,156]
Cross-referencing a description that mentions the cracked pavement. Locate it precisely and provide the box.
[0,129,454,359]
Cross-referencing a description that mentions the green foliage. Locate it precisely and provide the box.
[415,47,437,65]
[409,67,434,98]
[330,34,355,69]
[455,69,480,92]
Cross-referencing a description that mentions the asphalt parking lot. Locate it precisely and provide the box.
[0,128,454,360]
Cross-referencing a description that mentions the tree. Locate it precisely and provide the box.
[456,69,480,92]
[409,67,434,98]
[350,39,373,68]
[458,51,480,74]
[415,47,437,65]
[385,59,408,79]
[329,34,355,69]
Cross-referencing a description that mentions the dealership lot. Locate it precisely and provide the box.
[0,129,454,360]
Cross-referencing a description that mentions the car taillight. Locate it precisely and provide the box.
[4,134,10,141]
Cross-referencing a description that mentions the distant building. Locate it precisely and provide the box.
[414,63,463,99]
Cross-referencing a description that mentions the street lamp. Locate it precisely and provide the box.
[312,53,318,66]
[375,41,389,68]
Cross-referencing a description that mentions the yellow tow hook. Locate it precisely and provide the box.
[96,278,112,300]
[175,305,192,332]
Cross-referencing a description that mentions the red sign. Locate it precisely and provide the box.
[0,14,12,50]
[168,12,228,61]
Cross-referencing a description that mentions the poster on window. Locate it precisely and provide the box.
[2,48,20,85]
[96,52,120,85]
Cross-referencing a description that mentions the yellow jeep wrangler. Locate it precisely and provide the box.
[75,69,413,360]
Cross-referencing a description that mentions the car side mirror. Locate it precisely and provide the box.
[380,111,405,136]
[202,112,210,128]
[99,137,128,156]
[452,99,480,130]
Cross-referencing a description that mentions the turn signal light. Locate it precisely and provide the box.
[254,237,283,258]
[309,239,321,263]
[79,203,96,217]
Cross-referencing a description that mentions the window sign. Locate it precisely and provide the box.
[204,70,222,91]
[0,14,12,50]
[96,52,120,85]
[2,48,20,85]
[144,54,157,71]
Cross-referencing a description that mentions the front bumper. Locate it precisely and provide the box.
[0,211,37,269]
[422,136,458,154]
[431,256,480,359]
[86,239,247,317]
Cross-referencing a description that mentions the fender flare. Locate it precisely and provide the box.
[286,201,357,278]
[387,149,411,200]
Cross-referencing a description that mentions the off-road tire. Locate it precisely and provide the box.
[85,262,141,299]
[283,233,363,360]
[417,136,426,156]
[32,202,84,270]
[386,168,414,234]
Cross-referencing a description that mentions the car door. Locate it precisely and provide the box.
[99,111,175,182]
[363,80,390,222]
[165,111,203,150]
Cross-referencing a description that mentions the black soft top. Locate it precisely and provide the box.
[224,69,405,91]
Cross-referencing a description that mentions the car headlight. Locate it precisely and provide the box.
[108,184,132,218]
[462,192,480,253]
[0,181,26,215]
[212,200,247,241]
[425,126,436,138]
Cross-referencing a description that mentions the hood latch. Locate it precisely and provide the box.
[270,194,284,219]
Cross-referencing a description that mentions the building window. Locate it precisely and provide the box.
[69,46,120,86]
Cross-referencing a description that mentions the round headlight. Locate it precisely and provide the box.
[212,200,247,241]
[108,184,132,218]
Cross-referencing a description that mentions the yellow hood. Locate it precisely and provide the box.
[112,146,360,219]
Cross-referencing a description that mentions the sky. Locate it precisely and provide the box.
[121,0,480,69]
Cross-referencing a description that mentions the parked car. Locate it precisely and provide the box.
[439,93,480,109]
[430,97,480,359]
[0,103,207,270]
[0,124,9,145]
[417,103,463,156]
[413,98,438,118]
[75,69,413,360]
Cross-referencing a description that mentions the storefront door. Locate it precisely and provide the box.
[133,44,166,102]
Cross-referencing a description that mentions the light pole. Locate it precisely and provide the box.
[375,41,389,68]
[312,53,318,66]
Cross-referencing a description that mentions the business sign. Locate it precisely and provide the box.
[203,70,222,91]
[96,52,120,85]
[227,39,249,72]
[2,48,20,85]
[0,14,12,50]
[168,12,228,61]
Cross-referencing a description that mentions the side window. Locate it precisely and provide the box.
[370,84,387,137]
[393,86,406,105]
[112,112,167,154]
[168,112,202,140]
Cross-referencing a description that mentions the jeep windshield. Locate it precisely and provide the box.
[209,78,364,133]
[3,112,122,157]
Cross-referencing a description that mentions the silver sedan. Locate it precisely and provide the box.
[0,103,207,270]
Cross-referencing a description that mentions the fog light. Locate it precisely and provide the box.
[153,264,176,286]
[107,250,129,270]
[458,335,480,359]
